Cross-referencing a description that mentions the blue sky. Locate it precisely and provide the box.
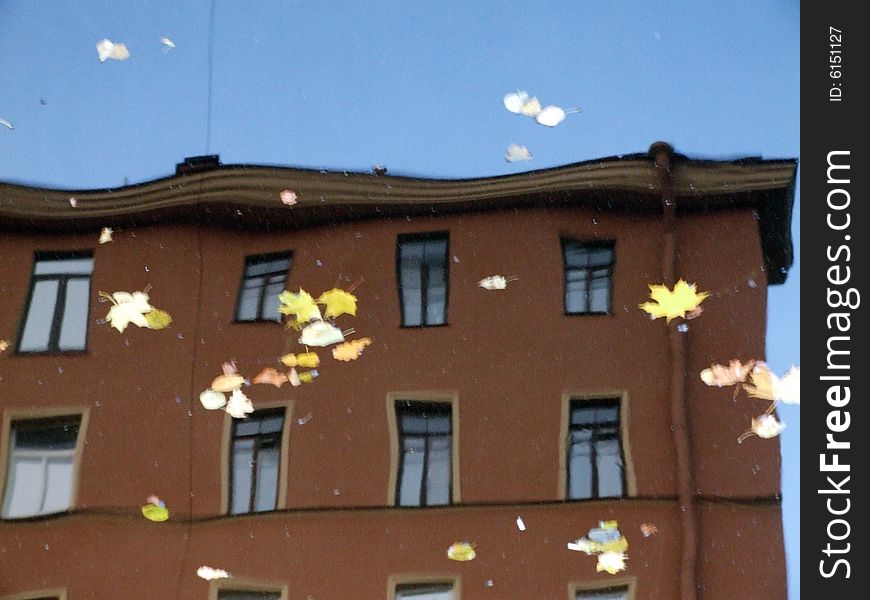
[0,0,800,595]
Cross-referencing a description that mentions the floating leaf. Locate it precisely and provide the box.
[199,389,227,410]
[98,227,113,244]
[332,338,372,361]
[96,39,130,62]
[535,105,566,127]
[253,367,289,388]
[278,289,322,323]
[141,503,170,522]
[69,197,78,208]
[0,339,9,352]
[210,372,245,393]
[288,368,318,386]
[503,91,541,116]
[776,366,800,405]
[197,566,231,581]
[447,542,476,561]
[224,389,254,419]
[317,288,358,318]
[516,516,526,531]
[640,523,658,537]
[101,291,152,333]
[280,190,298,206]
[298,321,344,347]
[700,359,756,388]
[222,361,238,376]
[0,118,13,130]
[280,352,320,368]
[639,279,709,323]
[568,521,628,555]
[504,144,532,162]
[160,37,176,51]
[742,363,776,401]
[479,275,518,290]
[738,414,785,443]
[143,308,172,330]
[596,551,627,575]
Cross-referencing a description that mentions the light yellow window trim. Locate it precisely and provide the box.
[558,391,637,499]
[1,407,90,519]
[386,391,460,506]
[0,589,67,600]
[220,399,293,515]
[569,576,636,600]
[209,576,288,600]
[388,573,461,600]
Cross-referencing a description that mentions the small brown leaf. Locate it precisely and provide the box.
[253,367,289,388]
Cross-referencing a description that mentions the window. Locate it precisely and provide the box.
[396,401,452,506]
[567,398,625,499]
[562,240,614,314]
[395,583,455,600]
[235,253,292,322]
[397,233,448,326]
[17,252,94,353]
[2,417,82,518]
[576,585,630,600]
[218,592,281,600]
[229,409,285,514]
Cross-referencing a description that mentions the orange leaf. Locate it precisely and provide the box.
[332,338,372,362]
[253,367,289,388]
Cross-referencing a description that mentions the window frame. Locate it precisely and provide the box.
[233,251,293,324]
[569,577,636,600]
[396,232,450,328]
[560,239,615,316]
[209,577,288,600]
[0,408,90,521]
[388,574,461,600]
[221,402,292,515]
[15,250,94,355]
[387,392,460,507]
[0,589,68,600]
[558,392,636,500]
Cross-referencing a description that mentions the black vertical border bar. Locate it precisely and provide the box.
[802,5,867,596]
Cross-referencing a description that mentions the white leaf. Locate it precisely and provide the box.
[96,39,129,62]
[104,291,153,333]
[479,275,517,290]
[160,37,176,50]
[224,389,254,419]
[199,389,227,410]
[298,321,345,347]
[775,366,800,404]
[516,516,526,531]
[504,144,532,163]
[0,118,13,130]
[535,106,566,127]
[99,227,113,244]
[503,91,529,114]
[196,565,231,580]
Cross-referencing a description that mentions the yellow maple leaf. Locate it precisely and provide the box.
[143,308,172,330]
[278,289,322,323]
[332,338,372,361]
[447,542,476,561]
[317,288,358,319]
[639,279,709,323]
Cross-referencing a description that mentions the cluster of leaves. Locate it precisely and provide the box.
[567,520,629,575]
[700,360,800,443]
[99,290,172,333]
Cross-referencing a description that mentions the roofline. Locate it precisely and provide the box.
[0,145,797,284]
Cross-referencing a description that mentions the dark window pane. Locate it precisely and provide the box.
[14,420,79,450]
[236,253,291,321]
[568,398,625,499]
[230,409,285,514]
[397,234,448,326]
[218,591,281,600]
[563,241,614,315]
[426,435,451,505]
[230,438,254,514]
[576,586,629,600]
[396,402,452,507]
[396,583,455,599]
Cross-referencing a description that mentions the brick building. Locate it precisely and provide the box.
[0,143,796,599]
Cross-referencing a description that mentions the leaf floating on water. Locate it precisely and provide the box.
[141,500,170,522]
[197,566,231,581]
[278,289,322,323]
[143,308,172,330]
[479,275,518,290]
[253,367,290,388]
[298,320,344,347]
[700,359,756,388]
[639,279,709,323]
[98,227,113,244]
[96,39,130,62]
[0,118,13,130]
[738,414,785,443]
[101,291,152,332]
[224,389,254,419]
[332,338,372,361]
[596,551,628,574]
[504,144,532,163]
[280,351,320,368]
[199,389,227,410]
[447,542,476,561]
[280,189,298,206]
[317,288,358,318]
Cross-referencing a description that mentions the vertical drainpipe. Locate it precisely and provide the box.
[649,142,698,600]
